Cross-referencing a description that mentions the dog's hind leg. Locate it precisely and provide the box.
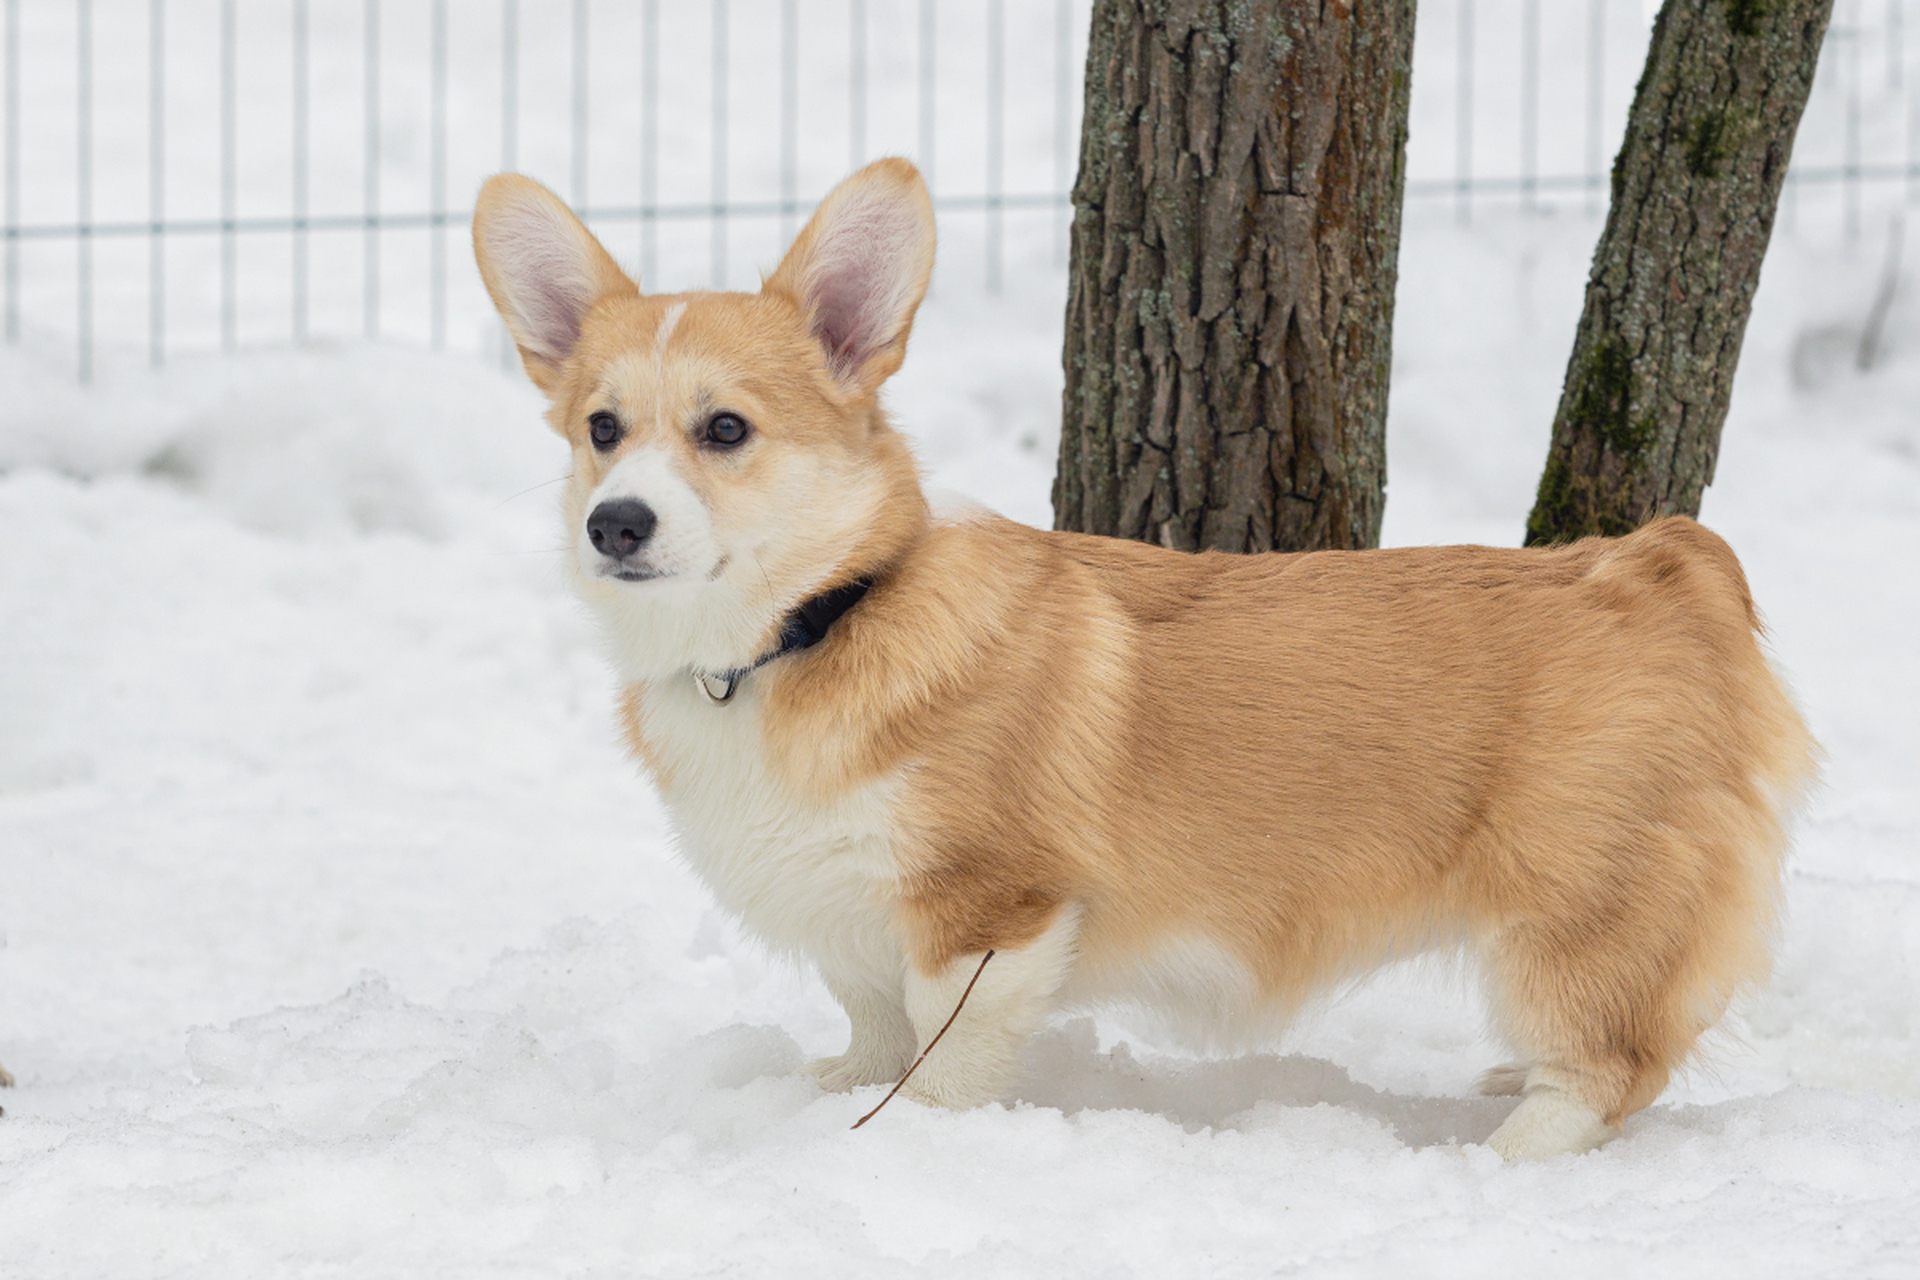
[1487,790,1789,1158]
[1482,897,1698,1160]
[1486,1064,1629,1159]
[1480,835,1764,1158]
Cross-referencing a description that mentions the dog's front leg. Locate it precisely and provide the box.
[804,970,917,1092]
[896,906,1081,1110]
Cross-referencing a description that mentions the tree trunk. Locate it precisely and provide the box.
[1054,0,1415,554]
[1525,0,1833,545]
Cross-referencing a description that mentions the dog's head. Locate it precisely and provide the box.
[473,160,934,679]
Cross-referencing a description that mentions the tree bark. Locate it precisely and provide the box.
[1054,0,1415,554]
[1525,0,1833,545]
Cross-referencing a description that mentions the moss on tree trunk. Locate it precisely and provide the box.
[1525,0,1832,545]
[1054,0,1415,553]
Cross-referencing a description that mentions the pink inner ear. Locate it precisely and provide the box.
[811,263,879,375]
[801,199,924,381]
[487,200,605,363]
[517,267,591,361]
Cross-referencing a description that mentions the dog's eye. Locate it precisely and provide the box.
[587,411,623,450]
[703,413,750,448]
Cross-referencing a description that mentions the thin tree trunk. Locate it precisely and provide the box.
[1055,0,1415,553]
[1525,0,1833,545]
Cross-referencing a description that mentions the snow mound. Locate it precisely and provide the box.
[0,341,558,538]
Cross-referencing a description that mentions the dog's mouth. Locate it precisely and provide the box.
[591,553,729,585]
[602,564,669,583]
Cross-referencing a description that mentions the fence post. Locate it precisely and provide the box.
[1520,0,1538,212]
[431,0,447,347]
[570,0,587,209]
[1455,0,1473,226]
[640,0,656,284]
[919,0,937,195]
[849,0,867,171]
[985,0,1002,292]
[1586,0,1605,215]
[2,0,15,347]
[150,0,166,365]
[363,0,381,341]
[220,0,234,352]
[77,0,93,382]
[780,0,797,243]
[711,0,728,289]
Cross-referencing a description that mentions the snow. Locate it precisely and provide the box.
[3,203,1919,1276]
[5,2,1920,1275]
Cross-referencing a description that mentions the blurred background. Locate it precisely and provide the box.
[1,0,1913,378]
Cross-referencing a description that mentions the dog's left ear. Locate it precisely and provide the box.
[765,158,935,396]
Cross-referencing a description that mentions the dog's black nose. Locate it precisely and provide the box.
[586,499,658,559]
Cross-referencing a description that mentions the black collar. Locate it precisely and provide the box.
[694,578,872,704]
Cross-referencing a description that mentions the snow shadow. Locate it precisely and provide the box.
[1009,1019,1513,1149]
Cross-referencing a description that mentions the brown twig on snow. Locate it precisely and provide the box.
[850,949,996,1130]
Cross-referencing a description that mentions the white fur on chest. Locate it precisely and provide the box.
[632,676,904,983]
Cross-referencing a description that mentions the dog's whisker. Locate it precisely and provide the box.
[496,474,573,508]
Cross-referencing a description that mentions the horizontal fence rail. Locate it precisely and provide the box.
[0,0,1913,380]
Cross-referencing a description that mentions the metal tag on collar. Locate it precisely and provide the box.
[696,670,740,705]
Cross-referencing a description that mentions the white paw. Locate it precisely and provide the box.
[803,1053,903,1093]
[1476,1062,1530,1097]
[1488,1086,1619,1160]
[895,1077,974,1111]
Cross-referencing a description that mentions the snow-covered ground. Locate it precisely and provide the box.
[5,0,1920,1270]
[3,195,1919,1276]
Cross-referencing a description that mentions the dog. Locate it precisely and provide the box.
[471,159,1817,1159]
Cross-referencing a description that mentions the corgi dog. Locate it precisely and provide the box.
[472,159,1817,1159]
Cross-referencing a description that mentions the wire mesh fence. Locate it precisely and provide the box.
[1,0,1913,381]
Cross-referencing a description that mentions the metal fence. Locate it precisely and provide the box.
[1,0,1913,381]
[1410,0,1915,231]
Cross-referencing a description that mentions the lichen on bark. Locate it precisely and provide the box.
[1525,0,1832,545]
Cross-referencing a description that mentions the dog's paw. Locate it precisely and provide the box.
[1476,1062,1529,1097]
[803,1053,902,1093]
[894,1070,1002,1112]
[1487,1086,1618,1159]
[0,1061,13,1089]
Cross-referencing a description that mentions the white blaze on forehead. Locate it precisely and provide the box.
[655,301,687,363]
[580,444,719,581]
[652,300,689,435]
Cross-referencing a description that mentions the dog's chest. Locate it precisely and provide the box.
[630,678,902,971]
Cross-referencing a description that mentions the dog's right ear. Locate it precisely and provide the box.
[472,174,636,396]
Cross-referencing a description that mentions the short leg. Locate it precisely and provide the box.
[803,972,916,1093]
[0,1060,12,1089]
[897,907,1080,1110]
[1487,1064,1620,1159]
[1482,907,1690,1159]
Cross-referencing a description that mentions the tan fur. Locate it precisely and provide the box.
[766,516,1816,1123]
[474,160,1819,1149]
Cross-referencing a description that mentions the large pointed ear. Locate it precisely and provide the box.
[472,174,637,395]
[765,158,935,395]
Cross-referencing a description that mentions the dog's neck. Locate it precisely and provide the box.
[692,576,874,704]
